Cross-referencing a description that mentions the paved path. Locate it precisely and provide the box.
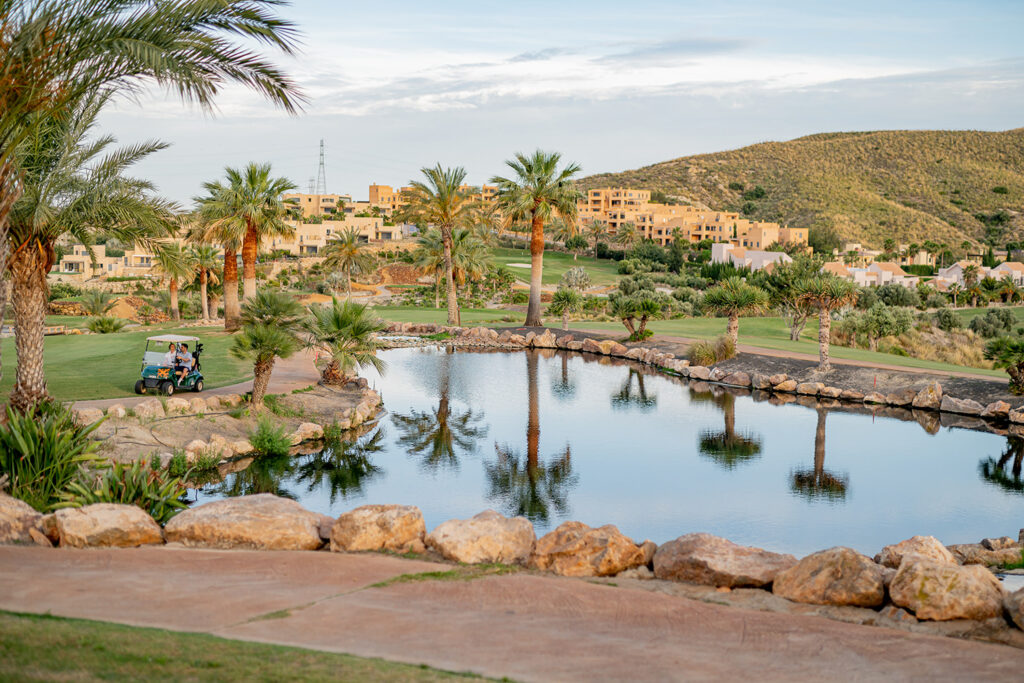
[2,546,1022,681]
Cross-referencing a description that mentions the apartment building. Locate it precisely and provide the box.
[265,216,403,255]
[282,192,351,219]
[54,240,188,283]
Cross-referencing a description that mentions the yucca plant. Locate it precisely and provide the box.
[702,277,769,347]
[59,460,188,524]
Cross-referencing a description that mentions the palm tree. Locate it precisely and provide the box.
[949,282,963,308]
[79,290,114,317]
[701,277,769,346]
[397,166,477,326]
[469,201,503,245]
[790,408,848,500]
[303,298,386,385]
[612,369,658,412]
[322,228,375,295]
[586,220,608,250]
[231,290,304,406]
[614,222,640,248]
[412,228,490,320]
[999,274,1020,303]
[548,288,582,331]
[294,428,385,502]
[151,243,196,321]
[190,245,221,321]
[796,275,859,371]
[692,389,761,469]
[492,150,582,327]
[963,263,982,307]
[190,198,242,330]
[5,97,173,409]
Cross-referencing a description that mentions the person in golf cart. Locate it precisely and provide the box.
[135,334,205,395]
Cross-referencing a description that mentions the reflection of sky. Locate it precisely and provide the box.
[199,347,1024,556]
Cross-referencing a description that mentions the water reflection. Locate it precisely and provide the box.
[485,351,578,522]
[979,435,1024,493]
[693,388,763,469]
[294,428,385,502]
[551,353,576,401]
[790,407,849,501]
[210,452,297,499]
[611,369,657,411]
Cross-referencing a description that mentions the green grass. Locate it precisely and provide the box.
[0,325,252,401]
[952,305,1024,325]
[490,247,620,287]
[0,611,485,682]
[371,306,518,325]
[370,564,520,589]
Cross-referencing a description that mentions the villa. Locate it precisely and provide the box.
[711,242,793,272]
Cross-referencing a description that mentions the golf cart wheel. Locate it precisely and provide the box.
[193,379,204,393]
[161,381,175,396]
[134,380,146,395]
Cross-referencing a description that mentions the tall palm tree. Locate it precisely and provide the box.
[948,282,963,308]
[231,290,304,406]
[492,150,582,327]
[322,227,375,295]
[701,277,769,346]
[151,242,196,321]
[412,228,490,319]
[303,298,386,385]
[790,407,848,500]
[189,244,221,321]
[796,275,859,371]
[586,220,608,250]
[191,202,242,330]
[614,222,640,248]
[398,166,476,326]
[5,96,173,409]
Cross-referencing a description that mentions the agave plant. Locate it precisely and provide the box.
[59,460,188,524]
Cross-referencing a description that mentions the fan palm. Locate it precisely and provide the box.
[492,151,582,327]
[614,222,640,248]
[999,275,1020,303]
[412,228,490,317]
[151,242,197,320]
[795,275,859,371]
[322,228,375,295]
[701,277,769,346]
[586,220,608,250]
[190,244,221,321]
[548,288,582,330]
[231,291,304,406]
[948,282,963,307]
[303,298,386,385]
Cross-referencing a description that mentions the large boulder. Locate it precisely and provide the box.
[581,338,602,355]
[947,543,1023,567]
[1005,588,1024,630]
[772,547,885,607]
[164,397,191,415]
[796,382,823,396]
[981,401,1011,419]
[55,504,163,548]
[874,535,957,568]
[887,388,918,407]
[425,510,535,564]
[0,493,42,544]
[73,407,105,426]
[134,398,165,419]
[289,422,324,445]
[688,366,711,381]
[106,403,128,419]
[889,559,1004,621]
[532,330,557,349]
[773,379,798,393]
[721,372,751,388]
[330,504,425,552]
[911,382,942,410]
[529,521,645,577]
[164,494,322,550]
[652,533,797,588]
[940,395,984,416]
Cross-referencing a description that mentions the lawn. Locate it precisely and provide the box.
[490,247,620,287]
[0,324,252,401]
[0,611,483,682]
[372,305,520,325]
[952,305,1024,325]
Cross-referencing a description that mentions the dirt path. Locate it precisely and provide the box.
[1,546,1021,682]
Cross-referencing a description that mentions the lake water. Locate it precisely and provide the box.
[193,346,1024,557]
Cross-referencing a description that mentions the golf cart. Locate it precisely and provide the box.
[135,334,205,395]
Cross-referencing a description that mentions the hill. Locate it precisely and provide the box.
[580,129,1024,249]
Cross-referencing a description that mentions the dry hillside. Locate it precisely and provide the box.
[580,129,1024,248]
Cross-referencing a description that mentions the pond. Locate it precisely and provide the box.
[193,346,1024,557]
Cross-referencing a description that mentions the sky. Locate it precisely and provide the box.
[98,0,1024,206]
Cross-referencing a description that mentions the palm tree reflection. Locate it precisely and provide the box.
[612,369,657,411]
[692,388,762,469]
[210,453,297,499]
[551,353,576,401]
[979,436,1024,493]
[485,351,577,522]
[790,407,848,501]
[294,428,386,503]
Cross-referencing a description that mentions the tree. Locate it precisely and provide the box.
[151,242,196,321]
[190,245,221,321]
[412,228,490,317]
[231,291,304,406]
[565,235,588,261]
[986,336,1024,394]
[701,277,769,346]
[796,276,859,371]
[859,303,913,351]
[322,228,375,295]
[586,221,608,250]
[303,298,386,385]
[5,97,173,409]
[492,150,581,327]
[790,408,848,500]
[998,274,1021,303]
[693,389,762,469]
[398,166,477,326]
[948,283,963,308]
[548,288,582,330]
[614,222,640,248]
[759,254,822,341]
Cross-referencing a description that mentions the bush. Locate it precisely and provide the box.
[741,185,766,200]
[993,186,1010,194]
[934,308,963,331]
[617,258,657,275]
[856,287,879,309]
[0,402,103,512]
[969,308,1016,338]
[688,335,736,365]
[627,242,668,264]
[86,316,127,334]
[249,415,292,457]
[727,181,745,191]
[510,291,528,305]
[924,293,947,310]
[877,284,919,308]
[902,264,935,276]
[59,460,188,524]
[48,282,82,301]
[594,242,625,261]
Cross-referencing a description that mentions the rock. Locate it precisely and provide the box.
[106,403,127,419]
[982,401,1012,419]
[523,331,537,347]
[38,513,59,544]
[688,366,711,381]
[330,504,425,552]
[617,566,654,580]
[796,382,823,396]
[581,338,602,355]
[0,493,42,544]
[881,566,897,588]
[530,521,645,577]
[1006,589,1024,630]
[773,379,798,392]
[425,510,535,565]
[768,373,788,385]
[55,504,163,548]
[206,434,233,458]
[889,559,1004,621]
[912,382,943,410]
[317,514,334,542]
[28,527,52,547]
[222,394,244,408]
[750,373,772,390]
[188,397,208,414]
[819,386,842,398]
[184,439,208,456]
[164,494,322,550]
[1010,408,1024,425]
[839,389,865,401]
[566,340,584,351]
[878,605,919,625]
[653,533,797,588]
[886,388,918,407]
[863,392,887,404]
[709,368,727,382]
[509,334,527,346]
[497,330,512,343]
[231,439,254,455]
[600,340,628,357]
[134,398,165,419]
[875,535,958,568]
[721,372,751,387]
[290,422,324,445]
[164,397,191,415]
[982,536,1017,551]
[625,348,645,361]
[940,395,984,416]
[533,330,557,349]
[205,395,223,410]
[73,407,104,426]
[640,539,658,566]
[947,543,1023,567]
[771,547,885,607]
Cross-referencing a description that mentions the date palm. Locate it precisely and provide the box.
[796,275,859,371]
[398,166,476,326]
[151,242,196,321]
[322,227,375,296]
[586,220,608,250]
[948,282,963,308]
[302,298,386,385]
[231,290,304,406]
[702,277,769,346]
[412,228,490,319]
[492,151,582,327]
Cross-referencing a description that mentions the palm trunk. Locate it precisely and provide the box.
[525,208,545,327]
[242,221,258,300]
[726,314,739,346]
[223,247,241,332]
[199,270,210,321]
[621,316,636,336]
[818,307,832,372]
[251,357,275,406]
[169,278,180,320]
[8,245,49,410]
[434,272,440,309]
[441,225,459,326]
[562,311,569,331]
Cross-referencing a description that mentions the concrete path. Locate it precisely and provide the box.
[2,546,1022,681]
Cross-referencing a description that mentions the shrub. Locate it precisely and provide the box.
[59,460,188,524]
[727,181,745,191]
[877,284,919,308]
[741,186,766,200]
[934,308,963,332]
[993,186,1010,194]
[48,282,82,301]
[510,291,528,304]
[0,402,103,512]
[617,258,655,275]
[856,287,879,309]
[714,335,737,361]
[86,316,127,334]
[627,242,668,264]
[970,308,1016,338]
[688,335,736,365]
[166,451,189,478]
[249,415,292,457]
[902,264,935,276]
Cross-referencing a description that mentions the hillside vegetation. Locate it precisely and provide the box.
[581,129,1024,248]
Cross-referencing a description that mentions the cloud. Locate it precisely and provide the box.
[593,37,750,64]
[509,47,570,63]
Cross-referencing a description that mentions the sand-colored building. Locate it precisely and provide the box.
[282,192,351,220]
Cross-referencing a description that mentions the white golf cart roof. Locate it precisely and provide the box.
[146,334,200,343]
